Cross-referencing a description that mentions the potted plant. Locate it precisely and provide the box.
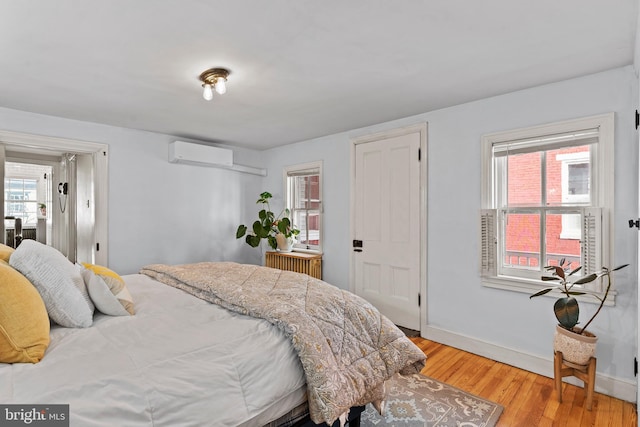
[529,259,628,365]
[38,203,46,217]
[236,191,300,252]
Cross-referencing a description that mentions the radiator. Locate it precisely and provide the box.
[5,228,37,248]
[265,251,322,279]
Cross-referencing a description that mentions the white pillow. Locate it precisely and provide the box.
[9,240,94,328]
[80,264,134,316]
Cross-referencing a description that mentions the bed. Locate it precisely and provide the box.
[0,240,426,426]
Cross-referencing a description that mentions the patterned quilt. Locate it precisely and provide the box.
[140,262,426,425]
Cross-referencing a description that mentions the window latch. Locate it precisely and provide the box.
[628,219,640,229]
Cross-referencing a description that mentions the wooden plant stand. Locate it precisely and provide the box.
[554,351,596,410]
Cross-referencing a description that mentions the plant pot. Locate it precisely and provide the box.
[275,233,294,252]
[553,324,597,365]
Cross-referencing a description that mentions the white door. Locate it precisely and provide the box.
[353,129,422,330]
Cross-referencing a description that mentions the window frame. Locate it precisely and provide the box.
[480,113,615,302]
[283,161,323,253]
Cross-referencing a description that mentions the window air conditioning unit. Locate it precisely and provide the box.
[169,141,233,168]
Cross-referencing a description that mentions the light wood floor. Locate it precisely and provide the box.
[410,337,637,427]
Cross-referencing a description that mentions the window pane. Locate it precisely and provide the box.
[293,176,307,209]
[292,209,320,245]
[308,175,320,210]
[559,212,581,240]
[547,145,590,205]
[290,172,320,249]
[292,176,321,210]
[546,212,581,269]
[292,210,307,244]
[507,152,541,206]
[503,212,539,269]
[568,164,589,195]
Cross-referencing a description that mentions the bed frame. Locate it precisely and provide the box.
[296,405,364,427]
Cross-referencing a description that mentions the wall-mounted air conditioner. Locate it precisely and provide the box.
[169,141,233,167]
[168,141,266,176]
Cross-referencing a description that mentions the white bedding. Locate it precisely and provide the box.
[0,274,307,427]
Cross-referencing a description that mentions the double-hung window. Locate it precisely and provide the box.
[285,161,322,252]
[480,113,614,296]
[5,178,38,226]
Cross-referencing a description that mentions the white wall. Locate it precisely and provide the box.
[0,107,263,274]
[263,66,639,398]
[261,135,351,287]
[422,66,638,394]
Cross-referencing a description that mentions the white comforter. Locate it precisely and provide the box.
[0,274,307,427]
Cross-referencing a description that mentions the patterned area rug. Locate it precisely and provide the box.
[360,373,503,427]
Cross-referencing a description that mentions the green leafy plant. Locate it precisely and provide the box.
[236,191,300,249]
[529,259,628,335]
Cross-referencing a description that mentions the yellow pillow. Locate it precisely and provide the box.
[0,243,15,262]
[0,260,50,363]
[81,263,135,316]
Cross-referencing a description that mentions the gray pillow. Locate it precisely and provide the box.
[10,240,94,328]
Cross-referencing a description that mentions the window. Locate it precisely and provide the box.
[480,114,614,296]
[5,178,38,226]
[285,162,322,252]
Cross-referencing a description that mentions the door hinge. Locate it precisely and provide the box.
[96,243,100,251]
[418,147,421,161]
[636,110,639,130]
[635,357,638,376]
[418,293,421,307]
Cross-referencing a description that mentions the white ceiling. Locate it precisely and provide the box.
[0,1,637,150]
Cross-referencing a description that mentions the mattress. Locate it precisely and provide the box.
[0,273,307,426]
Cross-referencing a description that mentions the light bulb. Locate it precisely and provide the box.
[202,84,214,101]
[215,78,226,95]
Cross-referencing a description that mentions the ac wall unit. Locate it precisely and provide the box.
[169,141,233,167]
[168,141,267,176]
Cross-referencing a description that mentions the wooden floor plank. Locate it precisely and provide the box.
[593,395,612,427]
[520,374,554,426]
[609,398,625,427]
[410,337,636,427]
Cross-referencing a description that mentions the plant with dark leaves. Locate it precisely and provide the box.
[530,259,628,335]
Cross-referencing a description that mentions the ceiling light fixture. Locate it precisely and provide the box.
[199,68,230,100]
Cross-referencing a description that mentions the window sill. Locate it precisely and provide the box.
[292,248,322,255]
[481,275,616,306]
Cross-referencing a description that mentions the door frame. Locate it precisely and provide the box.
[349,122,428,333]
[0,130,108,266]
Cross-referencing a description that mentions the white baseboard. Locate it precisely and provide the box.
[422,325,637,403]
